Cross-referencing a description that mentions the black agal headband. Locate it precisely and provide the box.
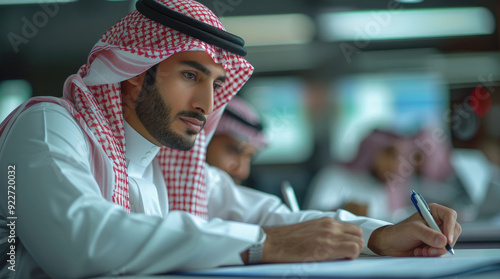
[224,107,264,132]
[136,0,247,56]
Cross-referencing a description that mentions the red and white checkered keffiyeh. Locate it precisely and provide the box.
[0,0,253,219]
[214,97,268,151]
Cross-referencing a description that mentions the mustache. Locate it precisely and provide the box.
[176,110,207,126]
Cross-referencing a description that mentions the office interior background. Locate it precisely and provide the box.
[0,0,499,244]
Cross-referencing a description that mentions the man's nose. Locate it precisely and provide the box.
[192,84,214,115]
[229,157,251,183]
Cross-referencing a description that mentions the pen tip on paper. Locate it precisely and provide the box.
[449,248,455,255]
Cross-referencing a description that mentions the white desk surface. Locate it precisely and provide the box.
[94,249,500,279]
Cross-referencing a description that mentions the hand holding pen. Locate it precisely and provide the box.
[367,193,462,257]
[411,190,455,255]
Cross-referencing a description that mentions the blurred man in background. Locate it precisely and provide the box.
[206,97,268,185]
[305,129,413,222]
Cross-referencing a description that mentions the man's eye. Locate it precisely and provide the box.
[184,72,196,80]
[227,144,241,154]
[213,83,222,90]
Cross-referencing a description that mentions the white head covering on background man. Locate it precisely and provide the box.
[214,97,268,151]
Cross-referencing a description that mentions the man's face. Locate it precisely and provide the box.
[134,51,226,150]
[372,145,400,183]
[206,134,257,185]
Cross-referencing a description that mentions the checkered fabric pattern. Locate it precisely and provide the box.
[0,0,254,219]
[214,97,268,151]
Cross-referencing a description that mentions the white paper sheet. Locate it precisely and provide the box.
[174,249,500,279]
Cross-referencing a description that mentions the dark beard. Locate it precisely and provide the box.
[135,75,205,151]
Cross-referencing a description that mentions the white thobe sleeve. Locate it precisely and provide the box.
[206,165,392,255]
[0,103,261,279]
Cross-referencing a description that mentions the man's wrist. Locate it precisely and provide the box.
[240,250,249,264]
[367,225,392,256]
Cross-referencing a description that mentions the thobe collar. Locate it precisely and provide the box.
[124,121,161,175]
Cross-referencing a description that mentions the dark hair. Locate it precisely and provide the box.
[142,64,159,91]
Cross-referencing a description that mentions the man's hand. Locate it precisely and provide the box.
[368,203,462,257]
[259,217,364,263]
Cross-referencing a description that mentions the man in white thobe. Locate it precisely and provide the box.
[0,1,461,278]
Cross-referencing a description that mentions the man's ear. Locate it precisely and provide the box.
[122,72,147,107]
[128,72,147,87]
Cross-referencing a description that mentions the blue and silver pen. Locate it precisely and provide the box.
[410,190,455,255]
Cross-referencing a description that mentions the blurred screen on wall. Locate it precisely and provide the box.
[242,77,314,164]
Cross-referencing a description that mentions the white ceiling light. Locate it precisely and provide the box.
[0,0,77,4]
[221,14,315,46]
[319,7,495,41]
[396,0,424,3]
